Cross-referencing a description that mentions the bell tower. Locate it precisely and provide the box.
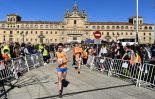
[7,14,21,23]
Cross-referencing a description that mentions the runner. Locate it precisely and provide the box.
[74,43,83,74]
[54,43,69,98]
[72,43,78,65]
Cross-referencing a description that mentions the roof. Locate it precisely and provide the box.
[87,22,133,25]
[7,14,21,17]
[129,16,143,19]
[17,21,60,24]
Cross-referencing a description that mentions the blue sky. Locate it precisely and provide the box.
[0,0,155,24]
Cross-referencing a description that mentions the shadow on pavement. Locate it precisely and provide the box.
[35,83,134,99]
[0,75,50,98]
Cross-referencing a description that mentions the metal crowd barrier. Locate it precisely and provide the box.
[87,55,155,88]
[138,63,155,87]
[111,59,141,81]
[0,53,44,98]
[0,60,14,81]
[0,53,44,82]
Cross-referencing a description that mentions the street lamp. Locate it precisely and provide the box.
[38,34,45,44]
[113,33,120,42]
[20,31,27,43]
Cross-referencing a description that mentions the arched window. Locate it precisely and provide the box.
[2,24,5,28]
[149,26,152,30]
[13,18,15,22]
[140,20,142,24]
[92,26,96,29]
[21,25,24,28]
[97,26,100,30]
[130,27,132,30]
[10,18,13,21]
[30,25,33,28]
[112,26,115,29]
[144,26,148,30]
[107,26,110,29]
[116,26,120,29]
[40,25,43,28]
[26,25,29,28]
[121,26,124,29]
[101,26,105,29]
[125,26,128,29]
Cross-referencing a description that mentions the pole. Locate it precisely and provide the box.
[136,0,139,43]
[23,33,24,43]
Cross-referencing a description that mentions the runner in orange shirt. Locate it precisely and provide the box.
[72,43,78,65]
[54,43,69,98]
[74,44,83,74]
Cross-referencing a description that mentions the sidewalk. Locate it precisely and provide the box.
[6,62,155,99]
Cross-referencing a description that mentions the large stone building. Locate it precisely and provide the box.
[0,3,154,44]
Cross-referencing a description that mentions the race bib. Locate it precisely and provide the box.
[58,58,63,64]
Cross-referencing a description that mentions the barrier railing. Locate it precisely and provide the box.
[0,60,14,81]
[0,53,44,97]
[138,63,155,87]
[0,54,44,81]
[87,55,155,88]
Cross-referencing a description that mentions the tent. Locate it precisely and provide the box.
[85,39,94,44]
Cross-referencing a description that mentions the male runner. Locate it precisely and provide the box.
[54,43,69,98]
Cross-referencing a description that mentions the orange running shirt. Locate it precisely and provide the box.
[75,47,83,59]
[56,51,68,68]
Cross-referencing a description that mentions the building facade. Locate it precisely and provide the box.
[0,3,154,44]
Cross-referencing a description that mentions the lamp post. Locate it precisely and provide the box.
[38,34,45,44]
[113,33,120,42]
[20,31,27,43]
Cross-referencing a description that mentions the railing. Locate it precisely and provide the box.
[87,55,155,88]
[0,53,44,98]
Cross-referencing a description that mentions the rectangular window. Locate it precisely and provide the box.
[73,37,77,40]
[10,31,13,34]
[107,32,109,36]
[9,38,13,41]
[130,33,132,35]
[74,20,76,24]
[9,35,13,37]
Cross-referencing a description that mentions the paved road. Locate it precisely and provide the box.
[5,50,155,99]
